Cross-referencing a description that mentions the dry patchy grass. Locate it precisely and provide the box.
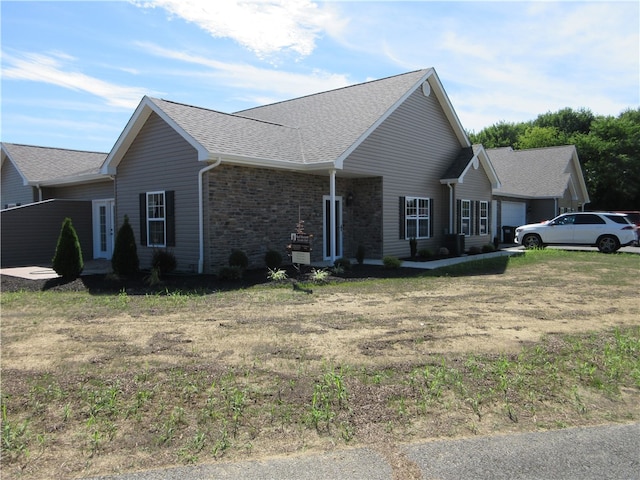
[1,250,639,479]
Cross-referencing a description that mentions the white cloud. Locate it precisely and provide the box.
[2,51,149,109]
[131,0,344,59]
[135,42,352,99]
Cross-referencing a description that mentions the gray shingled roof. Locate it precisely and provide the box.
[1,143,107,184]
[143,69,431,167]
[147,98,304,163]
[487,145,577,198]
[236,69,430,164]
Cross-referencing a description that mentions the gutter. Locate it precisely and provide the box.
[198,157,222,274]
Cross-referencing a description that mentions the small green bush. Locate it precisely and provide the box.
[218,265,243,281]
[409,238,418,258]
[482,243,497,253]
[267,268,288,282]
[355,245,365,265]
[438,247,450,257]
[334,257,352,271]
[152,249,177,275]
[51,217,84,280]
[111,215,139,276]
[418,248,433,259]
[468,246,482,255]
[228,249,249,270]
[382,256,402,269]
[265,250,283,270]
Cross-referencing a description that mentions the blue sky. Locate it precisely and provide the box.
[2,0,638,153]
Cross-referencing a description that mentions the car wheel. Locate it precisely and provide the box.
[522,234,543,249]
[596,235,619,253]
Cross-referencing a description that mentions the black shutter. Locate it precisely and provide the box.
[474,201,480,236]
[399,196,406,240]
[429,198,434,238]
[487,201,491,236]
[456,199,462,234]
[139,193,147,246]
[166,190,175,247]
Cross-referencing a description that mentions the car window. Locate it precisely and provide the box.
[552,215,575,225]
[574,214,605,225]
[605,215,632,225]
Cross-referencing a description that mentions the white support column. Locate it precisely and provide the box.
[329,169,337,263]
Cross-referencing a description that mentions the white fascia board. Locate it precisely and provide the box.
[215,152,336,172]
[32,173,111,187]
[101,96,210,174]
[570,147,590,204]
[427,71,471,148]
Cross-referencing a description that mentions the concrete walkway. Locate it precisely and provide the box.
[0,259,111,280]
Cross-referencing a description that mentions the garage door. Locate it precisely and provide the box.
[502,201,526,227]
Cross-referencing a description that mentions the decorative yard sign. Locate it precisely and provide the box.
[287,216,313,265]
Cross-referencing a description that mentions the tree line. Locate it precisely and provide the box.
[468,107,640,211]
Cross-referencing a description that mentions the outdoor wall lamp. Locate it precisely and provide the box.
[346,192,354,206]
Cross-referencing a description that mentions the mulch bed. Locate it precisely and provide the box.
[1,263,428,295]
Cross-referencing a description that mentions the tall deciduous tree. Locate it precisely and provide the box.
[469,107,640,210]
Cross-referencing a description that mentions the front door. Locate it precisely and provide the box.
[92,199,115,259]
[323,196,343,260]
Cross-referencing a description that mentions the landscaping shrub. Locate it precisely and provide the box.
[151,249,177,275]
[111,215,139,276]
[218,265,243,281]
[438,247,450,257]
[228,249,249,270]
[482,243,497,253]
[468,246,482,255]
[334,257,352,271]
[51,217,83,280]
[265,249,283,270]
[382,256,402,269]
[409,238,418,258]
[418,248,433,259]
[355,244,365,265]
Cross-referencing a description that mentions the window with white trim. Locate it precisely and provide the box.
[405,197,430,239]
[461,199,471,236]
[479,201,488,235]
[147,191,166,247]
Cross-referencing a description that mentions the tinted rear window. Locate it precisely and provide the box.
[574,214,605,224]
[606,215,632,225]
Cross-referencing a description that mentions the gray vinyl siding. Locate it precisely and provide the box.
[44,180,114,201]
[1,160,35,208]
[1,200,92,267]
[342,87,462,258]
[455,164,493,249]
[115,112,203,272]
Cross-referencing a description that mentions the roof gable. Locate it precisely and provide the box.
[104,68,472,174]
[488,145,589,202]
[440,144,501,188]
[1,142,108,186]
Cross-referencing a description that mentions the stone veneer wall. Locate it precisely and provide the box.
[205,165,383,271]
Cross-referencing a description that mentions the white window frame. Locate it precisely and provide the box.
[479,201,488,235]
[461,199,471,236]
[405,197,430,239]
[146,191,166,247]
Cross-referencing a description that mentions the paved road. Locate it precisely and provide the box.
[86,422,639,480]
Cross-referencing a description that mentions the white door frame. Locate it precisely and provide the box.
[92,199,115,259]
[323,195,343,261]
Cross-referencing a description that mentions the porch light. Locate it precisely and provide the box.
[346,192,354,206]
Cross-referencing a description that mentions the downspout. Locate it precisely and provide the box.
[447,182,454,234]
[198,157,222,274]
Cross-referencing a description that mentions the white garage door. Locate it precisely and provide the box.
[502,201,526,227]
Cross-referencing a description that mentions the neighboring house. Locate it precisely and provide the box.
[1,143,113,266]
[487,145,590,241]
[102,68,500,273]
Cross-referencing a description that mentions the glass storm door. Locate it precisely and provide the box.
[323,196,343,260]
[93,199,115,259]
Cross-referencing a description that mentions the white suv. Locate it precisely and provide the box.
[514,212,637,253]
